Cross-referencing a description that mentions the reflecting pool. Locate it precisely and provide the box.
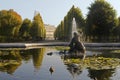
[0,47,120,80]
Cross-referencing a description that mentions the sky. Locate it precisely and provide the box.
[0,0,120,26]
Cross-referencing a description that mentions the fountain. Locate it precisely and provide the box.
[71,17,78,39]
[68,17,86,59]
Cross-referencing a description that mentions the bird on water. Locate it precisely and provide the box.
[49,66,54,75]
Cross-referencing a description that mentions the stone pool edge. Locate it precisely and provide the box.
[0,42,120,49]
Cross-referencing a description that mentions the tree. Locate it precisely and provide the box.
[30,12,46,41]
[112,17,120,41]
[54,5,85,41]
[19,18,32,40]
[0,9,22,41]
[86,0,118,41]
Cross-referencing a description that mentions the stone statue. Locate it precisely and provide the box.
[69,32,86,55]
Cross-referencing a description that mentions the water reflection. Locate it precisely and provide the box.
[100,50,120,58]
[66,64,82,79]
[86,49,120,80]
[31,49,45,70]
[0,48,45,74]
[88,69,115,80]
[0,47,120,80]
[61,49,120,80]
[0,50,22,74]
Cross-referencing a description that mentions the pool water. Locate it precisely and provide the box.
[0,47,120,80]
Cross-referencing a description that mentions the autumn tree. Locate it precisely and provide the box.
[0,9,22,42]
[30,12,46,41]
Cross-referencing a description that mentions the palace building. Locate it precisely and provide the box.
[45,24,56,40]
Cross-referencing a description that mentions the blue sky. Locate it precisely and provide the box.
[0,0,120,26]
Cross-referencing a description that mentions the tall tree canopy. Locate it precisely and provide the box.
[30,12,46,41]
[0,9,22,41]
[19,18,32,40]
[54,6,85,41]
[86,0,118,38]
[113,17,120,37]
